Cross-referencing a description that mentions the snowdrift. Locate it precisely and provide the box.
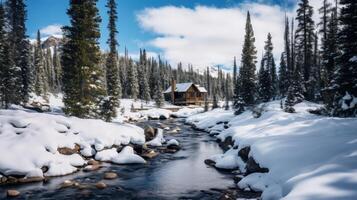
[0,109,145,178]
[186,101,357,200]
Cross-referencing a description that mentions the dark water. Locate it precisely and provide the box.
[0,119,235,200]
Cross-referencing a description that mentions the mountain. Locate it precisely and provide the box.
[42,35,63,49]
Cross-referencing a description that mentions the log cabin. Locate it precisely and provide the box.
[163,80,208,106]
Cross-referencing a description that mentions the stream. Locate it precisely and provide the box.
[0,119,236,200]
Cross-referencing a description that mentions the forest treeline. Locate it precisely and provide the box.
[0,0,356,121]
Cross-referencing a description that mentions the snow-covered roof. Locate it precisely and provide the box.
[164,82,207,93]
[196,85,208,93]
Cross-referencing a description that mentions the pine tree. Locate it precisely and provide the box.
[153,69,164,108]
[279,52,289,97]
[45,48,55,93]
[53,45,62,92]
[6,0,32,104]
[225,74,230,110]
[284,17,292,83]
[101,0,121,122]
[212,94,218,109]
[0,3,14,108]
[206,67,211,97]
[258,59,271,102]
[239,11,257,106]
[322,2,339,107]
[62,0,105,118]
[127,59,139,100]
[331,0,357,117]
[318,0,332,88]
[285,57,305,109]
[33,30,48,97]
[295,0,316,101]
[204,95,209,112]
[138,49,151,103]
[233,56,238,92]
[284,86,296,113]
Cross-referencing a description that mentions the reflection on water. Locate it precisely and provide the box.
[0,120,234,200]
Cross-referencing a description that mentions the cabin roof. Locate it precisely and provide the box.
[164,82,207,93]
[196,85,208,93]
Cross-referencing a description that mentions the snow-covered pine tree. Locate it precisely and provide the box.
[6,0,32,104]
[45,48,55,93]
[233,56,237,93]
[295,0,316,101]
[153,68,164,108]
[319,0,332,89]
[279,52,289,97]
[127,58,139,100]
[53,45,62,93]
[0,3,15,108]
[258,33,276,102]
[284,17,292,84]
[206,67,211,97]
[101,0,121,122]
[330,0,357,117]
[239,11,257,106]
[212,93,218,109]
[225,74,230,110]
[258,59,271,102]
[139,49,151,103]
[321,2,339,108]
[285,53,305,109]
[284,86,296,113]
[33,30,48,98]
[204,95,209,112]
[62,0,105,118]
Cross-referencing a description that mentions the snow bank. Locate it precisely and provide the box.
[171,107,204,118]
[187,101,357,200]
[146,129,165,147]
[117,99,179,121]
[186,109,234,130]
[0,109,145,178]
[167,139,179,146]
[95,147,146,164]
[140,108,172,120]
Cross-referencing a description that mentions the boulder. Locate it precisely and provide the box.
[6,177,18,184]
[219,136,233,151]
[18,176,44,183]
[159,124,169,129]
[144,126,156,141]
[0,176,7,184]
[233,175,243,183]
[167,140,180,151]
[87,159,100,166]
[204,159,216,167]
[61,180,75,188]
[83,165,101,172]
[103,172,118,180]
[141,150,159,159]
[131,144,144,155]
[245,157,269,175]
[238,146,250,162]
[58,144,80,155]
[7,190,20,197]
[95,182,107,189]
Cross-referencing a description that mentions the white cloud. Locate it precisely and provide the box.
[40,24,63,38]
[137,0,322,71]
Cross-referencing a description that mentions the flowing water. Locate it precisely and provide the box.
[0,119,235,200]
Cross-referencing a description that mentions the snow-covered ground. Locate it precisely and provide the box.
[0,108,145,178]
[0,94,204,181]
[186,101,357,200]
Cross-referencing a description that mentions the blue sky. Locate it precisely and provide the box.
[26,0,307,70]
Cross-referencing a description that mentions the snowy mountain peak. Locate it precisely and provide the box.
[42,35,62,49]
